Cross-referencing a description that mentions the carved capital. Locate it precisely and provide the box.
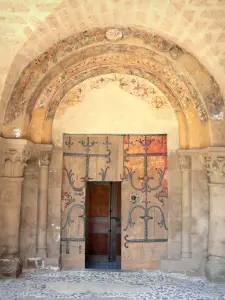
[3,148,31,177]
[204,155,225,180]
[39,151,51,167]
[30,144,52,167]
[4,149,31,163]
[178,155,191,171]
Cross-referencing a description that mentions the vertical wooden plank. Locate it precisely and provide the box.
[110,183,117,262]
[86,183,110,260]
[61,134,86,269]
[107,135,124,181]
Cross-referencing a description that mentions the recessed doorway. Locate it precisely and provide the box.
[85,182,121,269]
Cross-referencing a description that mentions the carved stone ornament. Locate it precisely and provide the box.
[39,151,51,167]
[4,149,31,163]
[204,155,225,178]
[178,155,191,171]
[105,28,123,41]
[3,148,32,177]
[4,26,223,132]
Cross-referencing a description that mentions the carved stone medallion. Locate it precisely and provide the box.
[105,28,123,41]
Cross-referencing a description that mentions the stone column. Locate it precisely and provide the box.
[0,140,32,277]
[36,151,51,265]
[178,154,192,259]
[204,149,225,282]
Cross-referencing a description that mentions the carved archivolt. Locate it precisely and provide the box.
[7,27,186,113]
[30,49,207,123]
[30,47,207,121]
[3,26,223,138]
[44,64,182,121]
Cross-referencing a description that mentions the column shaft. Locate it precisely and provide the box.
[0,178,24,257]
[204,152,225,282]
[181,169,191,258]
[0,143,31,277]
[178,154,192,259]
[205,183,225,282]
[36,165,49,257]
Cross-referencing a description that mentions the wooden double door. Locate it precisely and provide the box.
[61,134,168,270]
[85,182,121,267]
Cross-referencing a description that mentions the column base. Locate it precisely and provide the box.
[35,249,47,268]
[161,256,207,277]
[46,257,60,270]
[0,257,22,277]
[35,255,46,268]
[181,251,191,259]
[22,257,47,274]
[205,257,225,283]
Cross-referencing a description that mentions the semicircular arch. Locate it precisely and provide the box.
[2,27,223,148]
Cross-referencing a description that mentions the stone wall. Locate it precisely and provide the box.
[167,150,182,260]
[46,147,63,268]
[191,154,209,269]
[20,159,39,266]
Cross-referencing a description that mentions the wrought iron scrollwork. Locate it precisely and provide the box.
[65,136,73,149]
[123,135,168,248]
[62,203,85,229]
[123,136,167,202]
[78,137,97,153]
[123,166,167,195]
[99,166,110,181]
[61,136,113,255]
[63,136,112,183]
[123,200,168,248]
[63,168,84,196]
[61,203,85,254]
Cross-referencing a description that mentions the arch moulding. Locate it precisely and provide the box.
[1,26,224,148]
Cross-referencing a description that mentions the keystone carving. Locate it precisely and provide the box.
[105,28,123,41]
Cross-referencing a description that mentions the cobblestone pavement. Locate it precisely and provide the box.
[0,269,225,300]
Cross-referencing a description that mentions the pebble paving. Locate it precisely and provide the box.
[0,269,225,300]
